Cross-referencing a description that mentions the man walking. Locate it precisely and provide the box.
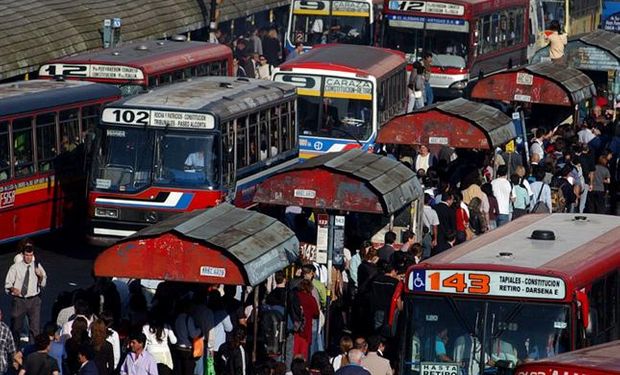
[491,165,512,226]
[0,309,16,375]
[5,239,47,344]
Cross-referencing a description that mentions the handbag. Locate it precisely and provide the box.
[413,90,423,99]
[192,336,205,358]
[530,183,550,213]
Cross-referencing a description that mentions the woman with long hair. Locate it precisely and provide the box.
[142,310,177,375]
[64,317,90,375]
[331,336,353,371]
[91,319,115,375]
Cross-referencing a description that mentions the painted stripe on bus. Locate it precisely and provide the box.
[324,92,372,100]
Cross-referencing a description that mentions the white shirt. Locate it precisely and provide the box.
[530,139,544,160]
[415,154,430,172]
[311,18,324,33]
[142,324,177,369]
[61,315,94,337]
[106,329,121,369]
[423,205,440,228]
[184,152,205,168]
[491,177,512,215]
[578,128,595,145]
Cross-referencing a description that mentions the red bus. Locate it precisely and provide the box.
[38,39,233,96]
[514,340,620,375]
[398,214,620,375]
[0,80,122,244]
[86,77,298,245]
[381,0,531,98]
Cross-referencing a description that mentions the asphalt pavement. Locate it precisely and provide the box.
[0,231,99,327]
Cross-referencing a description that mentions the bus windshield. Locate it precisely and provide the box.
[290,2,371,46]
[384,27,468,68]
[91,128,219,192]
[402,296,570,375]
[298,95,372,141]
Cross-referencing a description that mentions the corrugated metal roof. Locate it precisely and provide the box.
[278,44,406,78]
[435,98,516,147]
[289,149,423,214]
[125,203,299,286]
[110,76,295,121]
[525,62,596,104]
[578,29,620,61]
[0,80,121,117]
[0,0,287,81]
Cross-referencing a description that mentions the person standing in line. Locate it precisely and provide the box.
[256,55,274,80]
[421,52,434,105]
[587,155,611,213]
[22,334,60,375]
[491,165,512,227]
[5,239,47,345]
[91,320,114,375]
[142,312,177,375]
[545,20,567,64]
[77,345,99,375]
[335,349,370,375]
[119,332,158,375]
[0,309,16,375]
[360,335,392,375]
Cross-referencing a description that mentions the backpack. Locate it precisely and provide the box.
[258,305,286,355]
[467,198,487,234]
[550,179,567,213]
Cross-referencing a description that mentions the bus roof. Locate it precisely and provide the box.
[418,214,620,289]
[45,40,232,74]
[517,340,620,374]
[0,80,121,118]
[109,77,296,120]
[278,44,405,78]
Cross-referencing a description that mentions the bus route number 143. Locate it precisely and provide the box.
[428,272,490,294]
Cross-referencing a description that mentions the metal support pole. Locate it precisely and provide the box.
[324,214,335,350]
[252,287,259,363]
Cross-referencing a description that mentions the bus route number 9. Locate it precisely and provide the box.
[428,272,490,294]
[111,109,150,126]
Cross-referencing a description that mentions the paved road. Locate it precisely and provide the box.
[0,232,99,328]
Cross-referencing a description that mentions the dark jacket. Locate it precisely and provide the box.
[93,342,114,375]
[433,202,456,247]
[335,364,371,375]
[216,343,252,375]
[79,361,99,375]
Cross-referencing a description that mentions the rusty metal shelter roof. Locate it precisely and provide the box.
[578,30,620,61]
[254,149,423,214]
[94,203,299,286]
[470,62,596,106]
[376,98,516,149]
[0,0,288,81]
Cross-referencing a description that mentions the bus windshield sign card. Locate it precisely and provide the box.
[420,363,459,375]
[409,269,566,300]
[102,108,215,129]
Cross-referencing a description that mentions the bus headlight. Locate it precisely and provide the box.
[94,207,119,219]
[449,80,468,90]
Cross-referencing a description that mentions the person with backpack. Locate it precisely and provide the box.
[256,55,274,80]
[552,165,577,213]
[510,174,530,220]
[467,197,487,235]
[529,167,552,213]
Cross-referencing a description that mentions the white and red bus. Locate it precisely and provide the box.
[39,39,233,96]
[0,80,122,244]
[273,44,407,159]
[514,340,620,375]
[87,77,298,244]
[399,214,620,375]
[381,0,532,98]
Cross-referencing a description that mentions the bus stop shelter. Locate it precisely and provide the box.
[531,30,620,107]
[94,203,299,286]
[375,98,517,150]
[253,148,423,215]
[470,62,596,107]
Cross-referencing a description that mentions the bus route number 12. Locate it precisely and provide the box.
[428,272,490,294]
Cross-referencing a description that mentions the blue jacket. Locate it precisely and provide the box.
[79,361,99,375]
[335,364,371,375]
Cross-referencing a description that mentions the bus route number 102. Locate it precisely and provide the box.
[428,272,490,294]
[111,109,150,126]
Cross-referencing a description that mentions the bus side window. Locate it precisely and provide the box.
[173,70,184,83]
[481,15,491,54]
[259,110,270,160]
[514,8,524,44]
[270,107,281,156]
[197,63,209,77]
[248,113,259,165]
[221,121,234,187]
[148,76,158,88]
[160,73,173,85]
[183,67,192,80]
[59,109,80,151]
[0,122,10,181]
[12,117,34,177]
[82,105,101,138]
[236,116,248,169]
[211,62,221,76]
[35,113,57,172]
[280,103,291,153]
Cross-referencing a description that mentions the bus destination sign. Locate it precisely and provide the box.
[324,77,372,99]
[388,1,465,15]
[102,108,215,129]
[408,269,566,300]
[39,64,144,80]
[332,1,371,15]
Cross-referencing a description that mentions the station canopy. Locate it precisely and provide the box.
[470,62,596,106]
[376,98,516,149]
[94,204,299,286]
[254,149,423,215]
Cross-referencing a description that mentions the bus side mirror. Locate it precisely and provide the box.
[495,360,515,375]
[576,289,590,329]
